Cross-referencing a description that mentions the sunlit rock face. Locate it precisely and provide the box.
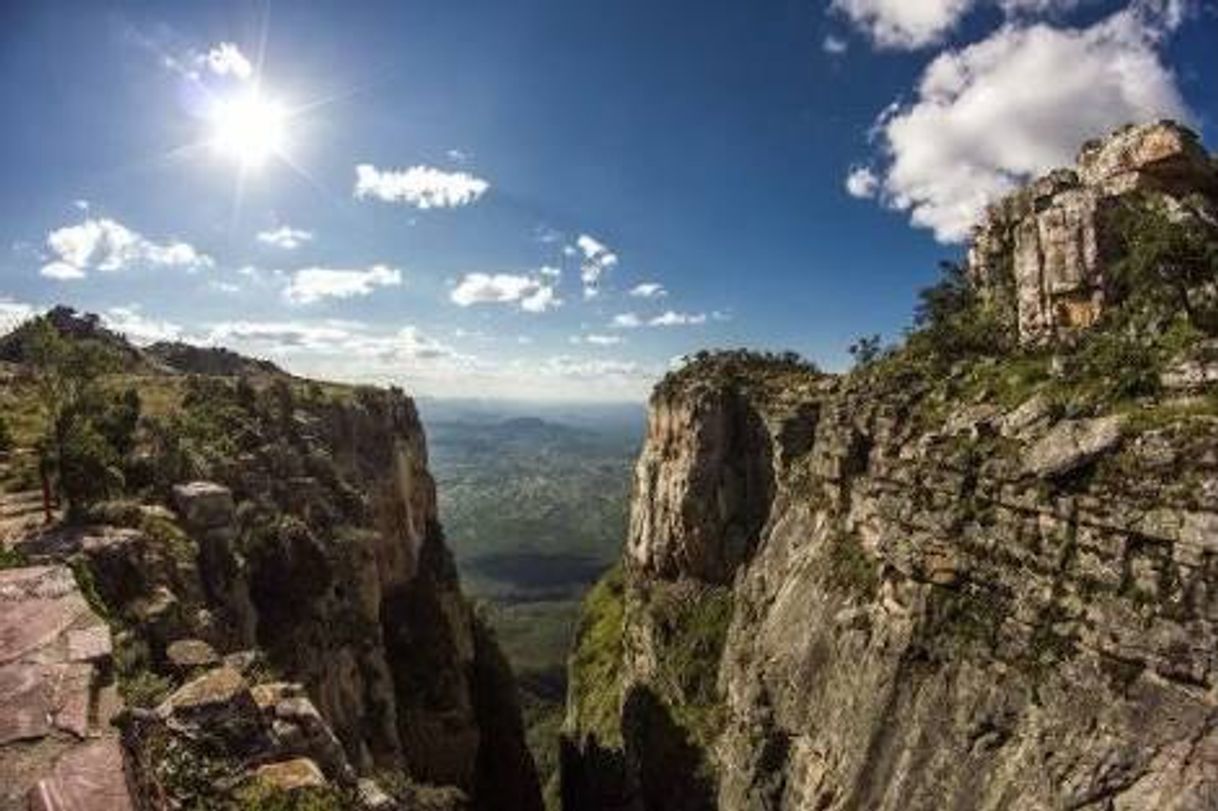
[564,123,1218,811]
[967,121,1218,343]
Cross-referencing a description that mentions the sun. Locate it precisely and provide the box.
[207,90,287,168]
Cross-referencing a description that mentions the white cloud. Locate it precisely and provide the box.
[831,0,975,49]
[283,265,402,304]
[203,42,252,80]
[521,285,560,313]
[831,0,1117,49]
[0,298,35,335]
[101,306,182,345]
[845,166,879,198]
[354,164,490,209]
[585,334,622,346]
[257,226,313,249]
[40,217,213,279]
[611,313,643,329]
[40,261,87,280]
[450,272,561,312]
[629,282,667,298]
[575,234,619,298]
[823,35,849,54]
[649,310,707,327]
[856,4,1192,241]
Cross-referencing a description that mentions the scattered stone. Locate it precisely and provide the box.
[252,757,327,792]
[166,638,220,672]
[157,665,266,751]
[1000,393,1054,437]
[1024,416,1124,478]
[358,778,396,809]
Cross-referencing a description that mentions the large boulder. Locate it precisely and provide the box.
[156,665,267,753]
[171,482,235,530]
[1023,415,1124,478]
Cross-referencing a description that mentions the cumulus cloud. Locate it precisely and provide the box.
[283,265,402,304]
[629,282,667,298]
[206,320,461,364]
[0,298,35,335]
[845,166,879,198]
[853,3,1192,242]
[831,0,975,49]
[257,226,313,249]
[450,272,561,313]
[101,305,183,345]
[354,164,490,209]
[611,310,707,328]
[40,217,213,280]
[831,0,1121,49]
[575,234,619,299]
[649,310,707,327]
[203,42,253,80]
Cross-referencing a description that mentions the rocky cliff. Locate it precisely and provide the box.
[1,358,542,810]
[563,122,1218,810]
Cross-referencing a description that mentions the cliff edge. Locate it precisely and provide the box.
[563,121,1218,811]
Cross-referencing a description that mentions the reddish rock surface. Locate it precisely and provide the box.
[0,566,134,811]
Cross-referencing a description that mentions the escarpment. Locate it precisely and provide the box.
[563,121,1218,811]
[0,357,542,810]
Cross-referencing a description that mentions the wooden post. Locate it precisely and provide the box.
[40,458,53,524]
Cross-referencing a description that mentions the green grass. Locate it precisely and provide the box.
[568,565,627,746]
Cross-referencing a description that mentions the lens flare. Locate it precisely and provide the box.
[207,91,286,168]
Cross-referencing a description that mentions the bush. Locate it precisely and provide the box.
[58,420,123,514]
[909,261,1016,362]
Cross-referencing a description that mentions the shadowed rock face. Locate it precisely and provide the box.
[967,121,1218,344]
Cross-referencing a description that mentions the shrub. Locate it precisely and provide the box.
[0,414,12,453]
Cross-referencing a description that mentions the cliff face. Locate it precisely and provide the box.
[1,373,542,810]
[563,122,1218,811]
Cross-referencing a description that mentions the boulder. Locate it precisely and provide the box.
[171,482,235,530]
[252,757,327,792]
[166,638,220,672]
[1024,416,1124,478]
[156,665,267,752]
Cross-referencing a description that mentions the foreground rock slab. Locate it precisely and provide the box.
[0,566,134,811]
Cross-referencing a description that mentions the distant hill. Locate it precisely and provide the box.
[145,341,283,377]
[0,305,284,378]
[0,305,144,368]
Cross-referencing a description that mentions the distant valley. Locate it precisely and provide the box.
[420,401,645,798]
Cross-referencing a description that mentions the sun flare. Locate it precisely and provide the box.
[207,90,286,168]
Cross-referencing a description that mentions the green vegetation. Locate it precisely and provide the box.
[638,582,734,748]
[654,348,818,401]
[568,565,627,746]
[826,532,879,602]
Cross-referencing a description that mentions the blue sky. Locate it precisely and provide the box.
[0,0,1214,400]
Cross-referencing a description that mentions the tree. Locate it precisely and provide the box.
[848,334,883,367]
[26,318,130,515]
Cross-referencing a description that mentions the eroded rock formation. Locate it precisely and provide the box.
[968,120,1218,343]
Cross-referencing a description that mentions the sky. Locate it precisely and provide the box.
[0,0,1215,401]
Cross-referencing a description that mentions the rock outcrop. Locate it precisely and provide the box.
[564,123,1218,811]
[0,565,134,811]
[968,120,1218,343]
[1,375,542,809]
